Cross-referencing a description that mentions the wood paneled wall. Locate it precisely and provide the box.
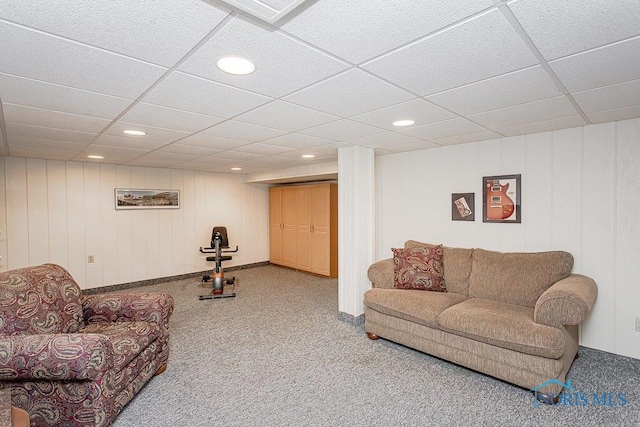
[375,118,640,360]
[0,158,269,289]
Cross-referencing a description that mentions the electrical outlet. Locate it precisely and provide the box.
[636,317,640,333]
[88,255,95,264]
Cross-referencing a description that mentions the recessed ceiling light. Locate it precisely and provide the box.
[87,155,104,159]
[301,154,315,159]
[392,120,415,127]
[123,130,146,136]
[231,167,242,171]
[217,56,255,75]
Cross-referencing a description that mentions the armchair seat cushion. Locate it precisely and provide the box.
[80,321,161,371]
[437,298,565,359]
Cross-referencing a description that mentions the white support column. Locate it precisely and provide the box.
[338,145,375,321]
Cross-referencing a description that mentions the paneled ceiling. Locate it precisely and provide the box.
[1,0,639,174]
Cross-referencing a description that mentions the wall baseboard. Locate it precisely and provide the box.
[337,311,364,325]
[83,261,270,295]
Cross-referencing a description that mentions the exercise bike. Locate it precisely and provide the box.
[198,228,238,300]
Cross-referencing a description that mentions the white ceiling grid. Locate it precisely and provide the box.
[0,0,638,173]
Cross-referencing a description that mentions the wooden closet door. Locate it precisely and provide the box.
[310,184,330,276]
[269,187,283,264]
[281,187,297,268]
[296,186,312,271]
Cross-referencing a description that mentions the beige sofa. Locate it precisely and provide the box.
[364,241,598,401]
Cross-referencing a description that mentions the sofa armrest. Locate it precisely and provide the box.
[534,274,598,328]
[367,258,395,289]
[82,293,174,329]
[0,333,113,381]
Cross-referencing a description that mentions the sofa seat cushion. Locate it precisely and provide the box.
[80,321,161,371]
[364,288,467,329]
[437,298,565,359]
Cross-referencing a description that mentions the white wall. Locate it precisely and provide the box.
[375,118,640,360]
[0,157,270,289]
[338,146,374,317]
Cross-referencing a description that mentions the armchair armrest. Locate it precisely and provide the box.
[367,258,395,289]
[82,293,174,329]
[0,333,113,381]
[534,274,598,328]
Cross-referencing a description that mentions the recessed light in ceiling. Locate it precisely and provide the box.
[87,155,104,159]
[231,167,242,171]
[217,56,255,75]
[123,130,147,136]
[301,154,315,159]
[392,120,415,127]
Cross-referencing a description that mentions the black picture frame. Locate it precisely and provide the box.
[115,188,180,210]
[482,174,521,223]
[451,193,475,221]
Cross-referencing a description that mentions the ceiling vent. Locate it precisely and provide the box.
[217,0,309,24]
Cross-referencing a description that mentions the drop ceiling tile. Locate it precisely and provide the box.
[8,145,78,161]
[0,73,132,119]
[3,104,111,133]
[202,120,286,142]
[298,119,384,141]
[0,21,167,98]
[380,141,441,153]
[467,96,578,129]
[179,15,349,98]
[344,132,427,149]
[280,0,494,64]
[363,9,538,96]
[178,134,249,151]
[142,71,272,118]
[509,0,640,60]
[430,130,502,146]
[174,156,235,170]
[259,133,333,150]
[74,145,149,163]
[219,0,307,24]
[0,0,231,67]
[126,151,200,167]
[232,143,292,155]
[120,103,224,133]
[91,135,167,151]
[573,79,640,113]
[425,66,563,116]
[211,150,264,161]
[587,105,640,125]
[7,136,86,153]
[496,116,586,137]
[235,101,339,132]
[6,123,95,144]
[104,121,190,144]
[350,99,457,130]
[156,144,222,157]
[398,118,487,140]
[550,37,640,93]
[283,69,414,117]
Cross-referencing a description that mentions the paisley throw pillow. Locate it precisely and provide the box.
[392,245,446,292]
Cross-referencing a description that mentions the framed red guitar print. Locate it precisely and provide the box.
[482,174,521,223]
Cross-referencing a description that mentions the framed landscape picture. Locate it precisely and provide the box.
[482,174,521,223]
[115,189,180,210]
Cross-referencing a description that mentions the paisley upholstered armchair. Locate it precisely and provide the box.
[0,264,174,427]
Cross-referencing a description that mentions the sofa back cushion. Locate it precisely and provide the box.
[469,249,574,307]
[0,263,84,335]
[404,240,473,296]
